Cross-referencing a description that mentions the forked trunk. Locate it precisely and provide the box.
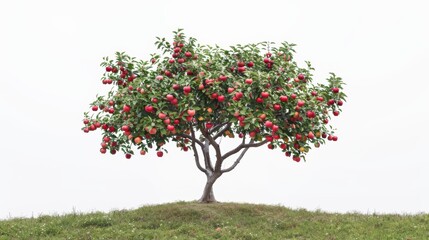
[198,173,220,203]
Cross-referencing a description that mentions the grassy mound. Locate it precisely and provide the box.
[1,202,428,239]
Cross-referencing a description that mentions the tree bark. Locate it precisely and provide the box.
[198,173,220,203]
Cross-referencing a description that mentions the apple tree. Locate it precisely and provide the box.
[82,29,346,203]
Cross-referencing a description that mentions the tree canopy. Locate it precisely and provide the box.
[82,29,346,202]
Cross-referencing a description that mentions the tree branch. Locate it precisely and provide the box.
[213,122,232,140]
[202,139,214,172]
[189,128,206,174]
[209,122,229,135]
[221,146,250,173]
[201,128,223,172]
[221,139,268,160]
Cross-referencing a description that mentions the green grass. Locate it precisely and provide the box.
[1,202,428,239]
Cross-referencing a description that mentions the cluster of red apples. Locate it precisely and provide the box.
[83,30,346,162]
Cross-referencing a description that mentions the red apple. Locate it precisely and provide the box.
[249,131,256,138]
[92,105,98,111]
[172,84,180,91]
[272,124,279,132]
[166,94,174,101]
[306,110,316,118]
[245,78,253,84]
[157,151,163,157]
[264,121,273,128]
[167,125,175,131]
[128,74,137,82]
[308,132,315,139]
[333,110,340,116]
[149,128,157,135]
[187,109,195,116]
[261,92,269,98]
[158,112,167,119]
[185,51,192,58]
[297,100,305,107]
[280,96,288,102]
[247,61,254,67]
[332,87,340,93]
[293,156,301,162]
[125,153,132,159]
[217,95,225,102]
[121,105,130,112]
[298,73,305,80]
[219,75,228,81]
[144,105,153,113]
[237,61,245,67]
[183,86,191,93]
[121,125,130,132]
[273,104,281,111]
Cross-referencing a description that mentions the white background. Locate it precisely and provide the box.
[1,0,428,219]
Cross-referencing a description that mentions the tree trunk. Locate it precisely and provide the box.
[198,173,220,203]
